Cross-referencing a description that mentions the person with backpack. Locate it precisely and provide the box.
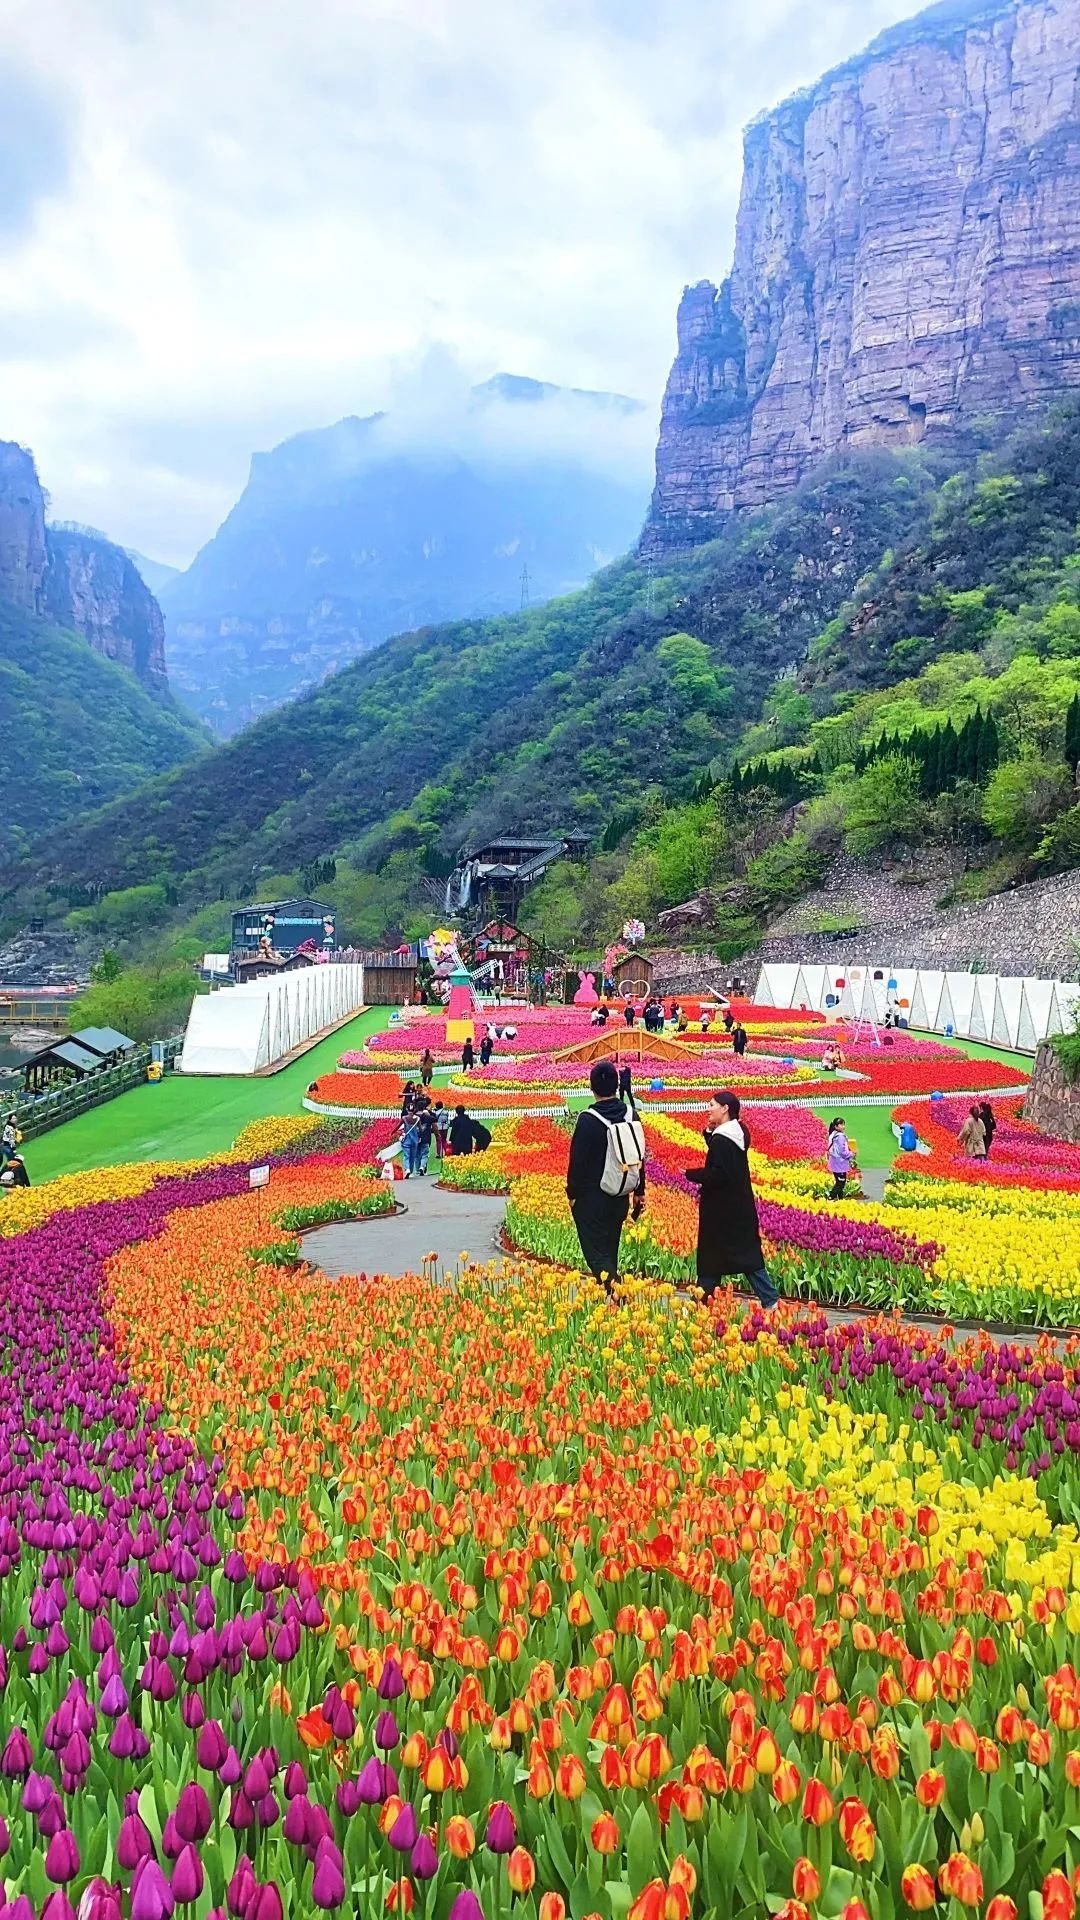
[684,1091,779,1309]
[566,1059,645,1290]
[449,1105,475,1155]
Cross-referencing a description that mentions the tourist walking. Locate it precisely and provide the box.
[415,1104,435,1174]
[732,1023,748,1058]
[419,1049,435,1088]
[566,1060,646,1290]
[684,1091,779,1309]
[978,1101,996,1157]
[479,1033,494,1067]
[826,1118,857,1198]
[449,1105,475,1156]
[623,1000,636,1028]
[460,1037,475,1074]
[958,1105,987,1159]
[401,1113,423,1178]
[432,1102,450,1162]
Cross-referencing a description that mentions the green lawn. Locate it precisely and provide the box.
[27,1008,387,1181]
[23,1010,1034,1183]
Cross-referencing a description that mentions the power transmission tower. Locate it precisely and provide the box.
[520,563,531,609]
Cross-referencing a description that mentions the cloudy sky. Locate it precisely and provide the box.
[1,0,916,566]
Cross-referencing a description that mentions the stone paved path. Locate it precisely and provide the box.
[302,1176,506,1280]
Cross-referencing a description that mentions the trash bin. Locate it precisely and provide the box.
[146,1061,163,1083]
[899,1122,917,1152]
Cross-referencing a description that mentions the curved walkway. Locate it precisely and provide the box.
[302,1176,506,1280]
[302,1174,1068,1349]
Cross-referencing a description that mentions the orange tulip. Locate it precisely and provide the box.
[801,1778,834,1826]
[385,1880,414,1914]
[914,1768,945,1808]
[555,1754,587,1800]
[567,1590,593,1627]
[792,1859,820,1902]
[771,1759,801,1806]
[420,1747,453,1792]
[749,1726,780,1774]
[901,1865,936,1911]
[841,1905,871,1920]
[539,1899,566,1920]
[1066,1749,1080,1787]
[507,1847,536,1896]
[837,1797,875,1865]
[297,1707,333,1750]
[1043,1871,1075,1920]
[590,1814,620,1855]
[445,1815,475,1858]
[938,1855,983,1907]
[985,1901,1018,1920]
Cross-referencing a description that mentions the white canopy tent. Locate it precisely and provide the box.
[753,961,1078,1052]
[179,964,366,1075]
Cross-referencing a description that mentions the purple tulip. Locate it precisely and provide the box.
[376,1656,405,1699]
[411,1832,439,1880]
[117,1811,155,1870]
[175,1781,212,1843]
[246,1886,284,1920]
[355,1756,386,1803]
[1,1728,31,1778]
[41,1896,78,1920]
[485,1801,516,1854]
[449,1893,485,1920]
[310,1841,346,1911]
[45,1828,80,1883]
[374,1711,400,1751]
[80,1882,124,1920]
[170,1844,204,1906]
[283,1761,307,1800]
[131,1858,176,1920]
[196,1719,228,1771]
[226,1858,256,1916]
[388,1803,419,1852]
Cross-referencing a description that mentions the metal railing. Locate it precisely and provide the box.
[10,1038,184,1143]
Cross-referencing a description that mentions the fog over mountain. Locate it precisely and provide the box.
[161,364,654,735]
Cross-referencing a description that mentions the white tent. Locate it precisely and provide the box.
[794,964,831,1013]
[909,970,945,1032]
[990,977,1024,1050]
[753,963,800,1009]
[179,963,366,1075]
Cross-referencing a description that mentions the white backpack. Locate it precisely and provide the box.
[592,1108,646,1197]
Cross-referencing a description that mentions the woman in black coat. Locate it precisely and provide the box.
[684,1091,779,1309]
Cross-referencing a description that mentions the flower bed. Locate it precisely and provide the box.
[3,1102,1080,1918]
[892,1095,1080,1189]
[305,1072,560,1114]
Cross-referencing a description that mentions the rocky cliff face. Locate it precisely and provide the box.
[644,0,1080,550]
[0,443,47,609]
[0,440,167,687]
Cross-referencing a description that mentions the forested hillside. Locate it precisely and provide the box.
[521,408,1080,950]
[3,449,931,914]
[7,409,1080,955]
[0,605,206,865]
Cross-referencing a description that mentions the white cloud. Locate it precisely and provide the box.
[0,0,918,565]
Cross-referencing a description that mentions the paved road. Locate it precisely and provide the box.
[302,1176,507,1280]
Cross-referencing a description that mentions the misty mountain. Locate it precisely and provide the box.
[161,374,652,736]
[127,550,181,597]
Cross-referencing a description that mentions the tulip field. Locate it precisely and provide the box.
[2,1001,1080,1919]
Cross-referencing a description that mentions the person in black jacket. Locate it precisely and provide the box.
[449,1105,475,1154]
[732,1024,748,1058]
[566,1060,644,1289]
[479,1033,494,1067]
[978,1101,996,1157]
[684,1090,779,1309]
[461,1038,475,1073]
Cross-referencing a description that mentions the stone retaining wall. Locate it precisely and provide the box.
[1024,1042,1080,1144]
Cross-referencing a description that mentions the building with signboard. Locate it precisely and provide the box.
[230,899,335,962]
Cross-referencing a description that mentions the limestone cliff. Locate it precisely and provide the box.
[644,0,1080,550]
[0,440,167,687]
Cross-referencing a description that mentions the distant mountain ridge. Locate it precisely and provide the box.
[161,374,651,735]
[0,446,170,687]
